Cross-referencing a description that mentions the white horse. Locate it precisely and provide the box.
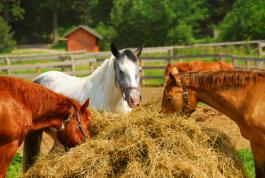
[23,44,143,172]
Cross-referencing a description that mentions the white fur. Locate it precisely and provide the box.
[34,56,133,113]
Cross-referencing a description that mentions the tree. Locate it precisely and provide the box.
[167,22,193,45]
[0,17,16,53]
[0,0,24,23]
[198,0,236,38]
[110,0,174,47]
[219,0,265,41]
[110,0,207,47]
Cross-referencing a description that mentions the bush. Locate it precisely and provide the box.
[167,22,194,45]
[0,17,16,53]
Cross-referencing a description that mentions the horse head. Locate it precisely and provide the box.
[161,72,197,116]
[56,98,91,148]
[111,43,143,108]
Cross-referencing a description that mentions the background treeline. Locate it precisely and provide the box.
[0,0,265,52]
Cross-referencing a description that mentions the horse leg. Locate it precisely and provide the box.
[250,141,265,178]
[23,130,43,173]
[0,140,18,178]
[45,128,62,153]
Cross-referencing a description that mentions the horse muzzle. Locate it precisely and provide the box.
[128,94,141,108]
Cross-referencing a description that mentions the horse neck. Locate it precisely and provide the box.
[27,91,72,120]
[83,58,124,110]
[187,80,250,122]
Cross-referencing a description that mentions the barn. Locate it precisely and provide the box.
[64,25,103,52]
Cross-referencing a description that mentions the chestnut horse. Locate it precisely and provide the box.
[161,70,265,178]
[0,76,91,178]
[164,61,233,81]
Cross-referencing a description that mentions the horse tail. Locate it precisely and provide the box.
[23,130,43,173]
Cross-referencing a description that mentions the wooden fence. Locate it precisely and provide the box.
[0,40,265,85]
[141,54,265,81]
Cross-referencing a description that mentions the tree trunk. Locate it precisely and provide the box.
[3,0,10,23]
[52,6,58,44]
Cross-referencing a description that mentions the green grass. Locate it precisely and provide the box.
[6,153,22,178]
[50,41,67,51]
[238,148,255,178]
[174,44,258,57]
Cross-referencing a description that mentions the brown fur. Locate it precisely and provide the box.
[164,61,233,81]
[0,76,81,118]
[0,76,91,178]
[186,70,264,90]
[161,70,265,177]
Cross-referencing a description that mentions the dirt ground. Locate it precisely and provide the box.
[18,87,250,155]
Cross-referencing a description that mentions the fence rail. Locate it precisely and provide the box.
[1,40,265,85]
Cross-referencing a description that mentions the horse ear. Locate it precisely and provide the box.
[168,72,176,83]
[166,63,172,68]
[135,45,143,57]
[111,43,120,58]
[171,66,179,75]
[81,98,90,112]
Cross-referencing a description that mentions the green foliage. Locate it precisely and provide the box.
[237,149,255,178]
[95,23,117,50]
[110,0,207,47]
[0,0,24,22]
[6,0,265,46]
[6,153,22,178]
[219,0,265,41]
[0,17,16,53]
[167,22,194,45]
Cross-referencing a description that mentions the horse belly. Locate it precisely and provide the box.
[0,99,31,146]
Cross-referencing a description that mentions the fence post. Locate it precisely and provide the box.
[89,58,96,71]
[4,57,11,75]
[35,66,41,74]
[167,47,174,64]
[257,42,264,69]
[258,42,263,57]
[245,59,250,70]
[70,55,76,76]
[232,56,237,68]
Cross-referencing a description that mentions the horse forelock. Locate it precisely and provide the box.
[122,49,138,63]
[184,70,265,90]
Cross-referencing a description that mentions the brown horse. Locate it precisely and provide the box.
[0,76,91,178]
[164,61,233,81]
[161,70,265,178]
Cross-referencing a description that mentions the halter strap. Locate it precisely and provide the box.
[75,112,87,142]
[60,107,87,142]
[181,76,194,115]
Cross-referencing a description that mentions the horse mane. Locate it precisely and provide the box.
[0,76,81,113]
[185,70,265,90]
[87,57,113,81]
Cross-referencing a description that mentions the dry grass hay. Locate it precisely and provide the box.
[24,98,245,178]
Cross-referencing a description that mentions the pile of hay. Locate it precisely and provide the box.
[24,99,244,178]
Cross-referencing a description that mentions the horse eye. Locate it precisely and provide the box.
[119,70,124,74]
[167,96,173,101]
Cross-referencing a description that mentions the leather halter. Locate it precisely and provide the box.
[120,86,141,101]
[60,108,87,142]
[180,76,194,115]
[75,112,87,141]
